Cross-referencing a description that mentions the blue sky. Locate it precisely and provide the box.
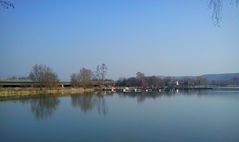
[1,0,239,80]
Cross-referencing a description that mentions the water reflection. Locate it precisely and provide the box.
[0,93,109,120]
[1,90,234,120]
[71,94,108,115]
[118,90,219,104]
[1,91,239,142]
[0,95,60,120]
[117,92,175,104]
[30,96,59,120]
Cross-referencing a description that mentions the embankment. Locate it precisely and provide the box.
[0,87,96,98]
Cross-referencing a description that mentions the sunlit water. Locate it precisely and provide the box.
[1,90,239,142]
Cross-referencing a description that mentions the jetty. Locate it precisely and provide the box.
[103,86,213,93]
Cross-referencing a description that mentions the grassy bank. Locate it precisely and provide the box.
[0,87,96,98]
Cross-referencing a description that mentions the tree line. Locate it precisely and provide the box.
[115,73,239,88]
[115,72,209,88]
[70,63,108,88]
[3,64,108,88]
[3,64,239,88]
[116,72,164,88]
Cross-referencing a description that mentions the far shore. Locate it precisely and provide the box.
[0,87,97,99]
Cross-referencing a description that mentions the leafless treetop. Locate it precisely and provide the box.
[0,0,14,9]
[209,0,239,25]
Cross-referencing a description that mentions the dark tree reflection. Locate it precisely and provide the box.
[30,96,59,120]
[1,96,60,120]
[118,92,179,104]
[71,94,108,116]
[118,90,218,104]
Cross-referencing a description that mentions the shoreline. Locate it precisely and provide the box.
[0,87,97,99]
[1,86,239,100]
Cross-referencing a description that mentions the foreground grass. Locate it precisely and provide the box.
[0,87,96,98]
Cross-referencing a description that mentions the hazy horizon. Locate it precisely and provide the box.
[1,0,239,80]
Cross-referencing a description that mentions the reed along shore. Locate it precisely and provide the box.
[0,87,96,98]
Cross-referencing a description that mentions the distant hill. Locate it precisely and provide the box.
[160,73,239,81]
[201,73,239,81]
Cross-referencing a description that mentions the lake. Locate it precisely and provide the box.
[1,90,239,142]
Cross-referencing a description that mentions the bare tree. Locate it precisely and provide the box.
[208,0,239,25]
[95,63,107,81]
[136,72,147,87]
[0,0,14,9]
[71,68,93,88]
[70,73,79,87]
[78,68,93,88]
[136,72,145,79]
[29,64,59,88]
[95,64,108,87]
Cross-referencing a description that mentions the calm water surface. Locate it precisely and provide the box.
[1,90,239,142]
